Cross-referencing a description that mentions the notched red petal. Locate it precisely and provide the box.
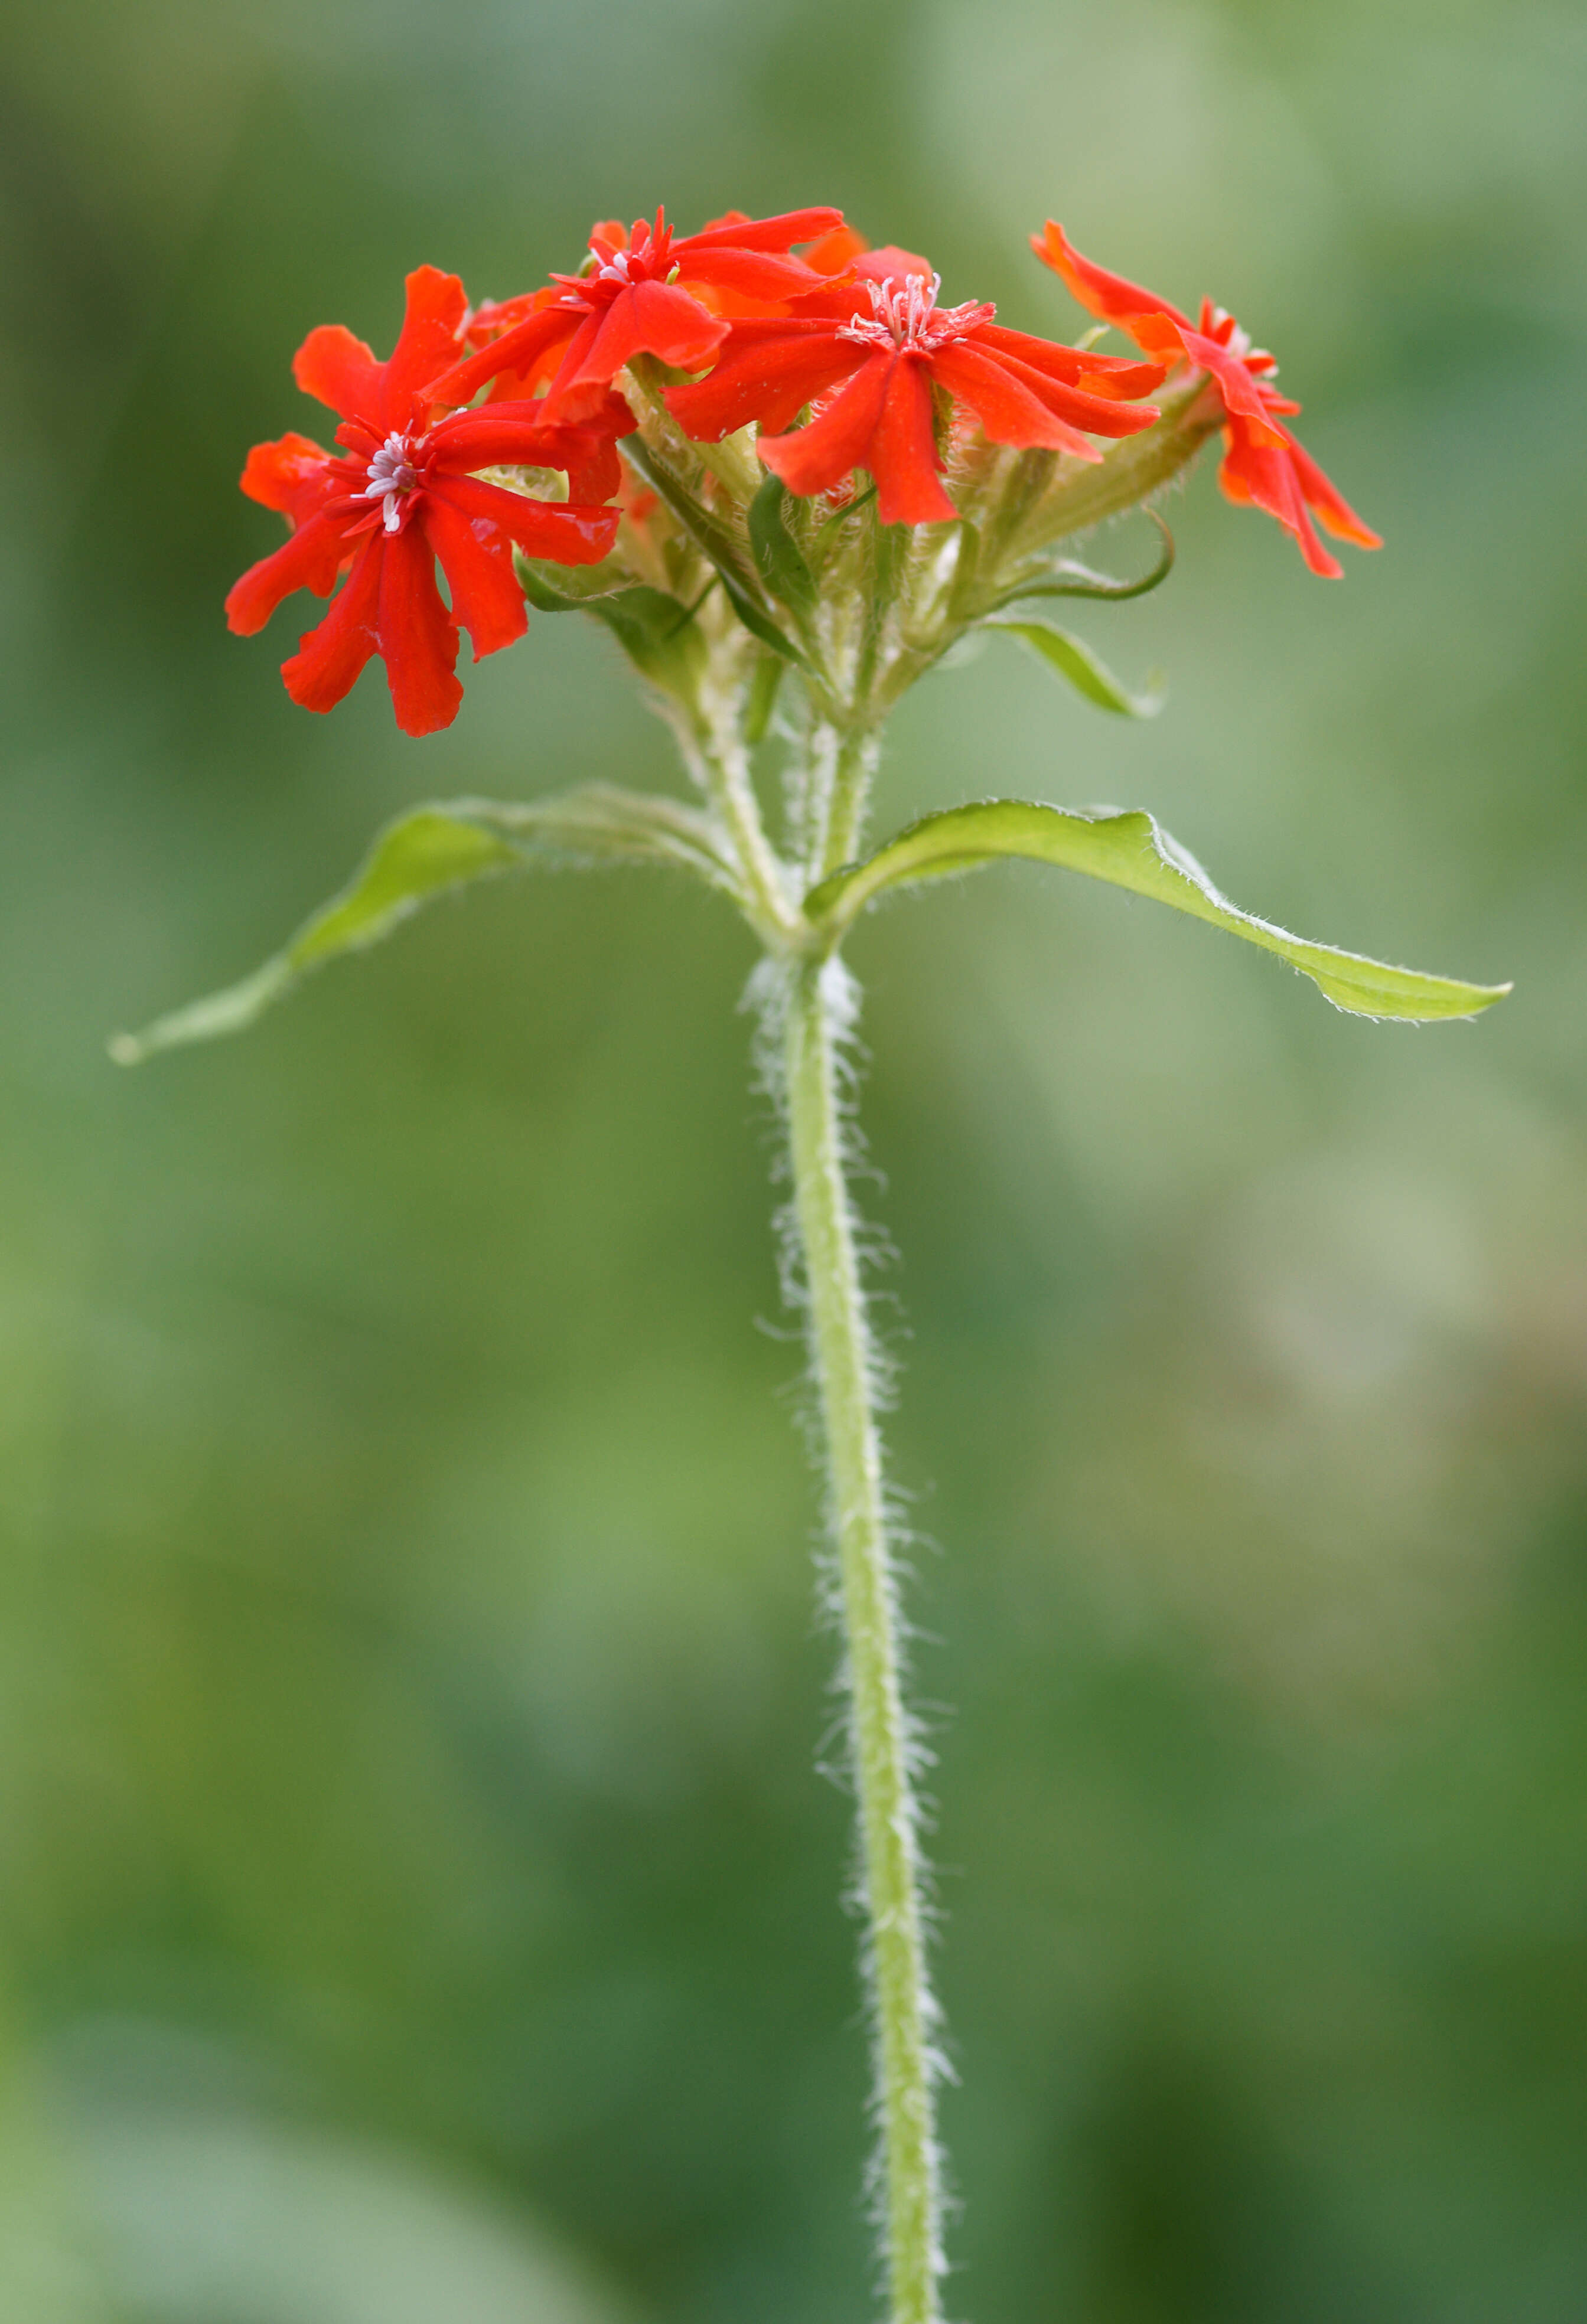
[281,536,385,709]
[375,519,463,735]
[294,325,383,424]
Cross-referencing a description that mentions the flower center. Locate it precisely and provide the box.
[1203,303,1278,377]
[587,214,673,292]
[837,272,994,354]
[363,433,423,532]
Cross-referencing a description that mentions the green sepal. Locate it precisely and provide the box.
[986,620,1161,716]
[516,553,707,700]
[803,798,1511,1021]
[945,517,982,616]
[748,475,817,622]
[743,651,784,748]
[514,556,630,611]
[591,586,709,698]
[623,439,809,668]
[516,553,706,697]
[988,515,1175,611]
[112,789,743,1063]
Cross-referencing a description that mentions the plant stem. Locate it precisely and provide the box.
[672,710,803,950]
[822,729,882,880]
[779,954,944,2324]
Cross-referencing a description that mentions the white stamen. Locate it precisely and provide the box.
[836,271,992,353]
[362,431,421,533]
[594,247,636,285]
[1210,305,1252,357]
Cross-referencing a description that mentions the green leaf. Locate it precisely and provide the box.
[112,789,742,1062]
[622,439,808,667]
[748,475,817,621]
[803,799,1511,1021]
[986,619,1161,716]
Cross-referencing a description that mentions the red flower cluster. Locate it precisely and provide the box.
[1034,223,1381,578]
[230,206,1379,732]
[664,247,1165,524]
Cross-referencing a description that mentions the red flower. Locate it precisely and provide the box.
[226,267,624,735]
[425,207,846,422]
[664,257,1165,525]
[1034,223,1381,579]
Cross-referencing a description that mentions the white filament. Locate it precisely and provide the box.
[362,433,421,533]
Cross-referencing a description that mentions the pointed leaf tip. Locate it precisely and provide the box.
[986,619,1161,716]
[804,798,1509,1023]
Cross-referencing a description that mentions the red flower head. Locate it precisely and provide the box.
[663,257,1166,525]
[425,207,846,423]
[225,267,625,735]
[1034,223,1381,579]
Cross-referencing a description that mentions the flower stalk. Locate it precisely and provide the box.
[777,951,945,2324]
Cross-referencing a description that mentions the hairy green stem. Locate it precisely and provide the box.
[779,954,944,2324]
[800,723,882,884]
[672,711,802,949]
[822,729,881,879]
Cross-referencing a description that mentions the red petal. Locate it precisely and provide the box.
[757,352,893,500]
[785,280,881,322]
[465,289,547,342]
[240,432,335,513]
[930,342,1101,459]
[1284,436,1382,549]
[1032,222,1194,336]
[334,419,382,463]
[380,265,470,430]
[427,397,633,494]
[952,340,1159,440]
[425,473,618,564]
[425,303,581,409]
[1218,426,1342,578]
[803,224,870,275]
[974,324,1163,400]
[226,510,351,635]
[294,325,383,424]
[866,356,957,524]
[374,520,463,735]
[677,207,845,255]
[851,245,934,283]
[562,279,726,390]
[679,248,827,301]
[281,535,386,709]
[535,421,630,504]
[1176,327,1283,433]
[419,496,527,661]
[666,324,862,440]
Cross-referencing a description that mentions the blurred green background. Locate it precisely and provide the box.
[3,0,1585,2317]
